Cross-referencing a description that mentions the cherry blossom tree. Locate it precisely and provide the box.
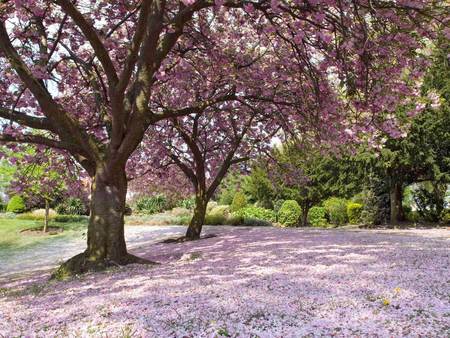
[134,105,279,239]
[0,0,444,275]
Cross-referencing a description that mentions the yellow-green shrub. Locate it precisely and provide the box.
[347,202,363,224]
[230,192,247,212]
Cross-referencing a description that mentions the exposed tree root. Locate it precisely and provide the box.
[51,251,157,280]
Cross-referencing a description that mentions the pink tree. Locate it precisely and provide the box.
[133,105,279,239]
[0,0,443,275]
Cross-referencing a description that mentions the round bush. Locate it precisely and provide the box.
[308,206,327,227]
[230,192,247,212]
[6,195,26,213]
[323,197,348,225]
[278,200,301,227]
[347,202,363,224]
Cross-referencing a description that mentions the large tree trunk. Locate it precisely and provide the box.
[185,193,208,240]
[53,164,151,279]
[390,181,405,224]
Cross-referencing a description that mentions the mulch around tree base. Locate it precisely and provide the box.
[20,227,63,236]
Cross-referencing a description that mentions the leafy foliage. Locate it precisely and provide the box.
[54,215,88,223]
[308,207,328,227]
[217,172,242,206]
[323,197,348,225]
[135,195,169,215]
[6,195,26,213]
[176,198,196,210]
[234,206,276,223]
[230,192,247,212]
[242,166,275,209]
[347,203,363,224]
[56,198,88,216]
[413,182,448,222]
[278,200,301,227]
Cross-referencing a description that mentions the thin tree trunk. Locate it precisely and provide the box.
[53,164,152,279]
[301,206,309,227]
[186,193,207,240]
[390,181,405,224]
[43,199,49,233]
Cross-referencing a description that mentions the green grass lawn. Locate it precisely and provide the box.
[0,217,87,251]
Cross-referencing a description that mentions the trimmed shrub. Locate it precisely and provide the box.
[278,200,301,227]
[135,195,168,214]
[308,206,328,227]
[323,197,348,225]
[347,202,363,224]
[56,198,87,215]
[230,192,247,212]
[6,195,26,213]
[233,206,276,223]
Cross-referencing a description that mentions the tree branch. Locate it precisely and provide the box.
[0,107,54,131]
[55,0,118,87]
[0,133,74,150]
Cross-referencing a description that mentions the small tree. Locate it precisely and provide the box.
[8,148,86,232]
